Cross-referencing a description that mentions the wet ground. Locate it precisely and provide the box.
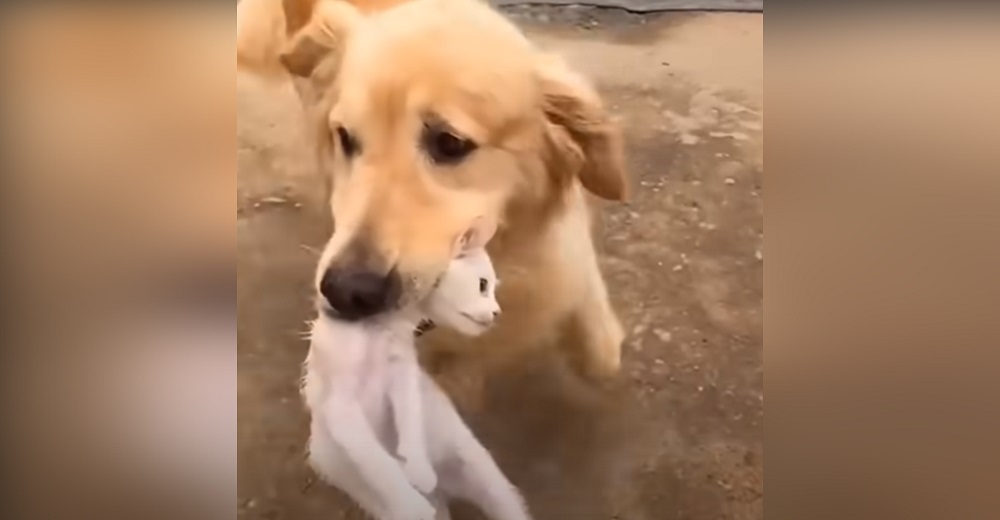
[238,10,763,520]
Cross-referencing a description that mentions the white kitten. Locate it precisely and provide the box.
[303,247,530,520]
[424,248,501,337]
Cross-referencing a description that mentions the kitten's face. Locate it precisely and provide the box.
[424,251,501,337]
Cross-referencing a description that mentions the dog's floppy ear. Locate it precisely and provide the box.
[279,0,361,78]
[537,56,629,202]
[237,0,293,74]
[283,0,318,37]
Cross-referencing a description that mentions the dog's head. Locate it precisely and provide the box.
[278,0,627,320]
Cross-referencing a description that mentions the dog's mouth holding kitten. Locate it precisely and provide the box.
[319,216,501,337]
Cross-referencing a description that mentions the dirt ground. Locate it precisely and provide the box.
[238,9,763,520]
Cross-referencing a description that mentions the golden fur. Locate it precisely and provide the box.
[238,0,628,402]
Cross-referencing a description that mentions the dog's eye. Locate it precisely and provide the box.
[336,127,360,158]
[479,277,489,295]
[424,125,477,165]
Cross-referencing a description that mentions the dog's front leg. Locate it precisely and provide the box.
[563,246,625,380]
[321,395,436,520]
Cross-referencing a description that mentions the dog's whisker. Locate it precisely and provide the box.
[299,244,322,257]
[298,320,319,340]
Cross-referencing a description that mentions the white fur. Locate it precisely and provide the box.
[304,248,530,520]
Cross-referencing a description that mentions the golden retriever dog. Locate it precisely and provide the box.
[238,0,628,401]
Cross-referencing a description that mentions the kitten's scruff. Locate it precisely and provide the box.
[304,248,529,520]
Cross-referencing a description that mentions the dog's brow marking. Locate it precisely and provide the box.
[422,112,480,144]
[366,79,407,139]
[423,113,457,134]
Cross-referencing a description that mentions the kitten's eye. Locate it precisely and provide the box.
[479,277,489,295]
[336,127,360,158]
[424,124,477,165]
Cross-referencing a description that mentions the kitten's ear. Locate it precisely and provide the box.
[456,216,498,256]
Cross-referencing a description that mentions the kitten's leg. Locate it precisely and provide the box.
[389,351,437,493]
[320,394,436,520]
[429,493,452,520]
[307,419,383,515]
[431,396,531,520]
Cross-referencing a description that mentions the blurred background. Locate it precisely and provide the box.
[769,9,1000,520]
[2,5,233,520]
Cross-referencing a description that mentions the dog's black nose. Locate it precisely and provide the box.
[319,267,401,320]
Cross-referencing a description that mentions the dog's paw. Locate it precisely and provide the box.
[578,314,626,381]
[586,344,623,380]
[402,457,438,494]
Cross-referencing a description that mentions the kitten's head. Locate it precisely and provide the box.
[424,248,500,337]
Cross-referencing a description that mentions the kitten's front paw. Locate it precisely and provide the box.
[387,491,436,520]
[402,457,438,494]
